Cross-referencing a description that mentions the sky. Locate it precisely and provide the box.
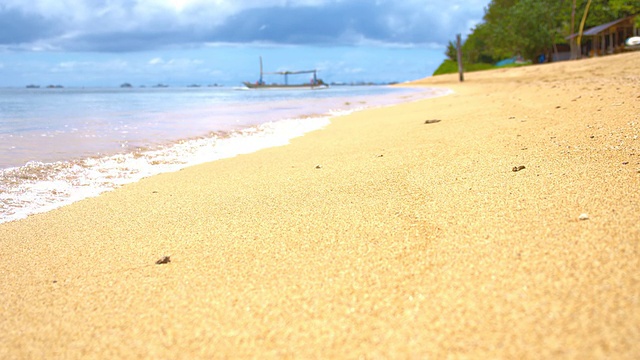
[0,0,491,87]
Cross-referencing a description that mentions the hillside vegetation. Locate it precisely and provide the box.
[435,0,640,75]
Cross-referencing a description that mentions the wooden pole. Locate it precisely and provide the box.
[456,33,464,82]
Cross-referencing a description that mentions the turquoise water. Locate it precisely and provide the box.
[0,85,450,223]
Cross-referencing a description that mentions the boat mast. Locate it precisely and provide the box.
[249,58,324,88]
[259,56,264,85]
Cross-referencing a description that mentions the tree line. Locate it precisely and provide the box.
[444,0,639,67]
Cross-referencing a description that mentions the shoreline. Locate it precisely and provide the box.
[1,86,441,224]
[1,52,639,358]
[0,85,429,169]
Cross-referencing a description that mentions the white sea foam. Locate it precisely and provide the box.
[0,115,332,224]
[0,86,451,224]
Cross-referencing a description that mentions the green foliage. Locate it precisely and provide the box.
[465,63,498,72]
[481,0,566,61]
[462,23,502,64]
[432,60,459,76]
[431,60,524,76]
[445,41,457,61]
[453,0,640,68]
[581,0,640,27]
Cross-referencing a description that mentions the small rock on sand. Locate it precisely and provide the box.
[578,213,589,221]
[156,256,171,265]
[424,119,441,124]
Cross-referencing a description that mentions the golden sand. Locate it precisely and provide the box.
[1,52,639,358]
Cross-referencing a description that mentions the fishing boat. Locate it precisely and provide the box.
[243,57,328,90]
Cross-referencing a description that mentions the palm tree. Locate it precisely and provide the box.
[576,0,593,51]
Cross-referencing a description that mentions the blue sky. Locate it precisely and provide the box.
[0,0,490,87]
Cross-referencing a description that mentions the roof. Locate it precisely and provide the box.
[566,15,637,40]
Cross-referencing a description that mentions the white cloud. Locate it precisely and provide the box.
[51,59,129,73]
[58,61,80,69]
[148,57,203,68]
[0,0,491,52]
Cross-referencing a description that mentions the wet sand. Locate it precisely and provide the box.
[1,52,639,358]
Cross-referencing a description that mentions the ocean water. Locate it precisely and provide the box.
[0,85,450,223]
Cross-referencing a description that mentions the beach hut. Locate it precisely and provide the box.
[567,15,638,57]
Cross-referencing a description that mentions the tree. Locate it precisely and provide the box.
[486,0,566,62]
[433,0,640,72]
[577,0,593,51]
[445,41,457,61]
[582,0,640,27]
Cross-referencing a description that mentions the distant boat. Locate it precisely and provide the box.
[243,57,328,90]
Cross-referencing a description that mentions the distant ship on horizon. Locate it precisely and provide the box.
[243,57,328,90]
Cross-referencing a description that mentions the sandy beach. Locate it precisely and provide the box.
[1,52,639,358]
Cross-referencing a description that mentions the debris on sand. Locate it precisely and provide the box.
[512,165,526,172]
[156,256,171,265]
[424,119,441,124]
